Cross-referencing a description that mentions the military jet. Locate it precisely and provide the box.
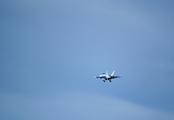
[94,71,121,82]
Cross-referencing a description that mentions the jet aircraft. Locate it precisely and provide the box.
[94,71,121,82]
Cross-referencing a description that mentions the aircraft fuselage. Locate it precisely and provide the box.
[95,71,121,82]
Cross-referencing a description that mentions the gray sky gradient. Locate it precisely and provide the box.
[1,0,174,120]
[1,91,174,120]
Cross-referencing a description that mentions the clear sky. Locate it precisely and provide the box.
[1,0,174,120]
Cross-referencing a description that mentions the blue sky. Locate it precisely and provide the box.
[1,0,174,119]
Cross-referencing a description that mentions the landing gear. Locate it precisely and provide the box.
[109,80,111,82]
[103,80,105,82]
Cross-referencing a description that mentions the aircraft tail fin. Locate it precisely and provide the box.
[106,71,109,75]
[111,71,115,76]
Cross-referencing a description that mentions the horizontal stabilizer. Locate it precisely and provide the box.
[115,76,121,78]
[94,76,100,78]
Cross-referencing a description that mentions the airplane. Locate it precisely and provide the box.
[94,71,121,82]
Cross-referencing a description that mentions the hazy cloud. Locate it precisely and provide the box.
[1,91,174,120]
